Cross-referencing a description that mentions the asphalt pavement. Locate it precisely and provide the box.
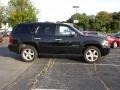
[0,38,34,90]
[0,38,120,90]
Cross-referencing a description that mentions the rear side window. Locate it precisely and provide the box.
[36,24,56,36]
[13,24,36,34]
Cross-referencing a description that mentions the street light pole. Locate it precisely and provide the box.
[73,6,79,14]
[73,5,79,24]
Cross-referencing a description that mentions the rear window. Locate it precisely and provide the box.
[13,24,36,34]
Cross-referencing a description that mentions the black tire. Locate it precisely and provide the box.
[83,46,101,63]
[112,41,118,48]
[21,45,38,62]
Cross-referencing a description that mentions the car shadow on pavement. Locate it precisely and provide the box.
[39,55,86,63]
[0,47,21,61]
[68,57,86,63]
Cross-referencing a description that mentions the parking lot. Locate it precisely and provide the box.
[0,38,120,90]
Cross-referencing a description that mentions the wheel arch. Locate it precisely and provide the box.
[82,44,102,55]
[19,42,38,53]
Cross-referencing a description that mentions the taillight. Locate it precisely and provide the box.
[9,35,13,45]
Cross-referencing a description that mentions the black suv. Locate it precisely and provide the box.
[8,22,110,63]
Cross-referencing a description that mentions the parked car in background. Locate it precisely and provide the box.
[0,28,12,37]
[0,30,4,37]
[107,35,118,48]
[0,35,2,43]
[108,31,120,48]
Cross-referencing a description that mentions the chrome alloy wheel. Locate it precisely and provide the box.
[22,49,35,61]
[85,49,99,62]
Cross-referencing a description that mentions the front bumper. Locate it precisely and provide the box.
[101,46,110,56]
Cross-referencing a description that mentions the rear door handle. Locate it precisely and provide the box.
[55,39,62,41]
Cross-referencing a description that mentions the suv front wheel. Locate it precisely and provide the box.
[21,45,38,62]
[84,46,101,63]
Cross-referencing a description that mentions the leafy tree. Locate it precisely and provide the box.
[67,13,89,30]
[67,13,80,23]
[8,0,38,27]
[94,11,113,32]
[111,12,120,32]
[112,12,120,20]
[88,15,95,30]
[79,13,89,30]
[67,13,81,28]
[66,11,120,33]
[0,4,4,28]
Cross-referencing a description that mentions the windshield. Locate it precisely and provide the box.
[112,32,120,38]
[113,32,120,36]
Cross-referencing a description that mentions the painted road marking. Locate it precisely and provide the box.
[94,63,110,90]
[29,59,55,90]
[55,63,120,67]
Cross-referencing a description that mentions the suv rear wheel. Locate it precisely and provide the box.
[21,45,38,62]
[84,46,101,63]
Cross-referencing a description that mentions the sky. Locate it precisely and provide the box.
[0,0,120,22]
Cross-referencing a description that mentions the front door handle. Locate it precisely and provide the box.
[34,38,41,40]
[55,39,62,41]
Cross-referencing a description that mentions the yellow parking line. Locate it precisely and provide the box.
[29,58,55,90]
[55,63,120,67]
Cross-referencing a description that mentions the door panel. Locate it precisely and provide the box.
[54,35,81,54]
[54,25,82,54]
[33,24,57,54]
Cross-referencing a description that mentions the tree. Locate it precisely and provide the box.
[67,13,89,30]
[111,12,120,32]
[112,12,120,20]
[67,13,81,28]
[88,15,95,30]
[94,11,113,32]
[79,13,89,30]
[8,0,38,27]
[66,11,120,33]
[0,4,4,28]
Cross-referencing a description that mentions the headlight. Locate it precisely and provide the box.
[102,40,109,46]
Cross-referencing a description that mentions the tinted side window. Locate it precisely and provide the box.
[36,24,56,36]
[55,25,75,36]
[14,24,36,34]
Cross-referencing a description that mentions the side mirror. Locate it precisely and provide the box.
[71,33,77,37]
